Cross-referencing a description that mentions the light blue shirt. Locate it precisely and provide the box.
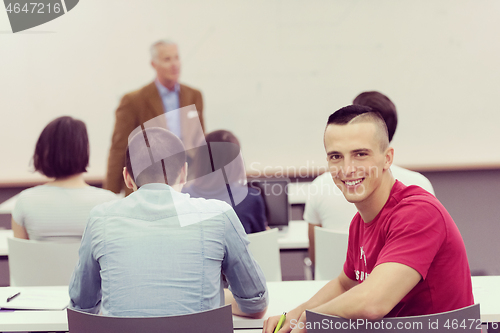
[69,183,268,317]
[155,80,182,139]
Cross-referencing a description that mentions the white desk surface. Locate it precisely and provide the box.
[0,229,13,257]
[236,277,500,328]
[1,277,499,332]
[277,220,309,249]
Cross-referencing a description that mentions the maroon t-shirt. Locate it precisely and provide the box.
[344,180,474,317]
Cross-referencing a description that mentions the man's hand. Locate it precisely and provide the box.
[262,308,304,333]
[290,312,307,333]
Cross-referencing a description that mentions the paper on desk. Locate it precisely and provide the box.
[0,286,69,310]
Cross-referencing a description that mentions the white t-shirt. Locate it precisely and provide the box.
[12,185,117,242]
[303,165,435,232]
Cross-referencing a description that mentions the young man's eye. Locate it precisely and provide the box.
[329,154,341,161]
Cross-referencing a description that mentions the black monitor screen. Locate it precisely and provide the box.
[248,178,290,228]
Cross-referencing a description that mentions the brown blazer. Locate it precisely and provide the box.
[104,82,204,195]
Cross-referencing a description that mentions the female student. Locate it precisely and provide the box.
[11,116,117,242]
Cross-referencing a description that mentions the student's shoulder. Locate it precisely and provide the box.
[311,171,333,185]
[87,193,122,218]
[13,186,44,212]
[389,182,448,225]
[392,181,437,206]
[187,195,233,213]
[16,185,58,200]
[89,199,118,219]
[84,186,119,200]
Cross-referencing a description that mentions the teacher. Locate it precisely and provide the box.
[104,39,204,195]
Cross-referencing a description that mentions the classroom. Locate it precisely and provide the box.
[1,1,499,332]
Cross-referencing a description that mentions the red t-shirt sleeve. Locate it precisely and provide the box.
[375,200,446,280]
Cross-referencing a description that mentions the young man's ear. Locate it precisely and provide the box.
[178,162,188,185]
[384,147,395,171]
[123,167,138,191]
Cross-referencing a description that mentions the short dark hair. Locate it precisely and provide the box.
[125,127,186,187]
[205,130,240,148]
[188,130,242,182]
[352,91,397,142]
[33,116,89,178]
[326,105,389,152]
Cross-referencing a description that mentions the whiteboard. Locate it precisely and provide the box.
[1,0,499,184]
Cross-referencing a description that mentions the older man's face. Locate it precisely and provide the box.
[152,44,180,88]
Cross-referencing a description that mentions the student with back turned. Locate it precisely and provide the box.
[70,127,268,318]
[263,105,473,333]
[12,116,116,242]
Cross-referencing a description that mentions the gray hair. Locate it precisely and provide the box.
[150,39,177,62]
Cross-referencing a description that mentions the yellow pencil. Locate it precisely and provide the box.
[274,312,287,333]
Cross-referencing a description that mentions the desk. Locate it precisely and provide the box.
[277,220,308,250]
[235,277,500,328]
[0,230,13,257]
[1,277,499,332]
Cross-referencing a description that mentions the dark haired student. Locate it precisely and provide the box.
[263,106,473,333]
[183,129,267,234]
[12,116,117,242]
[70,127,268,318]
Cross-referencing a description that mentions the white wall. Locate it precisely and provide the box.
[1,0,499,183]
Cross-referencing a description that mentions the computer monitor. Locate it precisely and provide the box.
[248,178,291,229]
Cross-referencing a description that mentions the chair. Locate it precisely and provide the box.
[247,228,282,282]
[314,227,348,280]
[7,237,80,286]
[306,303,481,333]
[67,304,233,333]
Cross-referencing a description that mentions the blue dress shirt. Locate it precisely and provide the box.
[69,183,268,317]
[155,80,182,139]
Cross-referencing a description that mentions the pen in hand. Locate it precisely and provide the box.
[6,292,21,303]
[274,312,287,333]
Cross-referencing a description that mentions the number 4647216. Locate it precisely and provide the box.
[6,3,62,14]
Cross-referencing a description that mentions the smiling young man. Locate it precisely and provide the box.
[263,105,473,333]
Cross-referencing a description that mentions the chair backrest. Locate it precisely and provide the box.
[246,228,282,282]
[67,304,233,333]
[306,304,481,333]
[7,237,81,286]
[314,226,348,280]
